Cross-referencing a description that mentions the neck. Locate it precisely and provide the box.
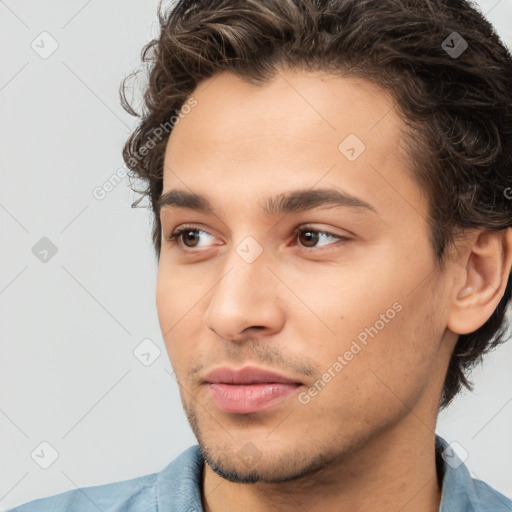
[202,419,443,512]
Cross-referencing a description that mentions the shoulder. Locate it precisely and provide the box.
[435,434,512,512]
[6,473,158,512]
[469,478,512,511]
[6,446,203,512]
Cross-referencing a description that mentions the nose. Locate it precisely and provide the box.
[202,245,286,342]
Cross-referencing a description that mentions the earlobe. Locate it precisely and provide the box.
[447,228,512,335]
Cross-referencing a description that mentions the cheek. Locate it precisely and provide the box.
[287,255,440,394]
[278,258,403,346]
[331,297,439,417]
[294,309,438,441]
[156,261,206,326]
[155,265,203,368]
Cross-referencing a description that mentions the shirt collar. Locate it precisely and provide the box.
[156,445,205,512]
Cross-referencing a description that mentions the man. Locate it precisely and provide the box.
[9,0,512,510]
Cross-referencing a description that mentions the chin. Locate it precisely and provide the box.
[198,436,335,484]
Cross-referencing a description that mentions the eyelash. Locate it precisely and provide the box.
[166,224,351,253]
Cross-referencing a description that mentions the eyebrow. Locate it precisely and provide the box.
[157,187,378,217]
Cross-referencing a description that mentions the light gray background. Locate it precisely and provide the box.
[1,0,511,509]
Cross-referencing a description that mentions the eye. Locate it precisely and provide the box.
[165,224,351,253]
[292,225,351,251]
[167,225,218,249]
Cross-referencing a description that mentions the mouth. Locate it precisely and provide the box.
[203,365,304,414]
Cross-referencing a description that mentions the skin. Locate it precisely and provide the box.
[155,68,512,512]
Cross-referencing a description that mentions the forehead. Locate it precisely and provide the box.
[168,68,400,150]
[162,69,426,220]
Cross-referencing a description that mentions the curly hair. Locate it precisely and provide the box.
[120,0,512,410]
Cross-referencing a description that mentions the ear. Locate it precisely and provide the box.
[447,228,512,335]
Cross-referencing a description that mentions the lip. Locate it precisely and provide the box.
[203,365,304,414]
[203,365,303,385]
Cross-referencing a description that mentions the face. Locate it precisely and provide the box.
[156,69,453,483]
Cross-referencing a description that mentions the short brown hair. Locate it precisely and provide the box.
[121,0,512,410]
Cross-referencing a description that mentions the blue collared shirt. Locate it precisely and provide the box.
[7,435,512,512]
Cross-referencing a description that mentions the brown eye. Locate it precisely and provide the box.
[180,229,200,247]
[298,229,320,248]
[293,226,350,252]
[168,226,217,250]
